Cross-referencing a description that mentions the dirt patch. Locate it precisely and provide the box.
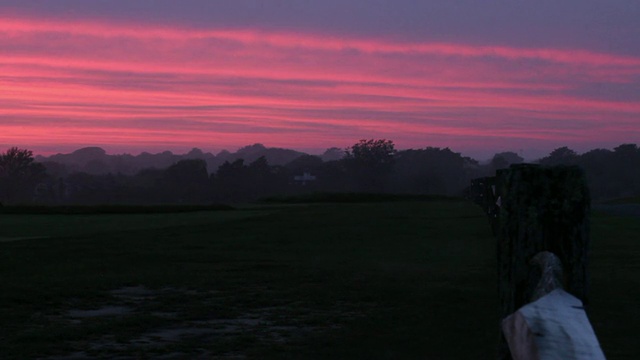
[67,306,133,318]
[46,285,367,359]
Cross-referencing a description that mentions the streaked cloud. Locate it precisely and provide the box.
[1,14,639,158]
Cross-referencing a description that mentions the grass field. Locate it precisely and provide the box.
[0,199,638,359]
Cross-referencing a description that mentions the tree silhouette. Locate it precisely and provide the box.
[4,142,637,205]
[539,147,578,166]
[162,159,209,203]
[286,155,323,174]
[0,147,46,204]
[491,151,524,170]
[393,147,468,195]
[215,159,248,202]
[345,139,396,192]
[611,144,640,197]
[346,139,396,166]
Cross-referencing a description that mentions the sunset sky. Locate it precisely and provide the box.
[1,1,639,160]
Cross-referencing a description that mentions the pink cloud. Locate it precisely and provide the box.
[3,16,640,68]
[1,15,639,157]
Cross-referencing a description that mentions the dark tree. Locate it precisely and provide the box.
[495,151,524,165]
[286,155,323,174]
[162,159,210,203]
[320,147,345,162]
[247,156,272,199]
[0,147,47,204]
[491,151,524,171]
[316,160,352,192]
[611,144,640,197]
[393,147,468,195]
[345,139,396,192]
[491,156,510,172]
[164,159,208,186]
[64,172,110,204]
[346,139,396,166]
[214,159,248,202]
[539,147,578,166]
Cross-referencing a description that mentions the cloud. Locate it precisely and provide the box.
[0,15,639,157]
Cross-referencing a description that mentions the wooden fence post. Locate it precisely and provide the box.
[496,164,591,359]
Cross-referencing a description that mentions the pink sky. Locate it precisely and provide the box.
[1,10,639,160]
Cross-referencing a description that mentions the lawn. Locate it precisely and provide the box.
[0,200,637,359]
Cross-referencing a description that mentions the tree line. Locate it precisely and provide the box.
[0,141,638,205]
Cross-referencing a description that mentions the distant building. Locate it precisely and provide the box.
[293,172,316,185]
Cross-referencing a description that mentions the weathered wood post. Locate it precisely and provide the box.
[496,164,591,359]
[467,176,501,235]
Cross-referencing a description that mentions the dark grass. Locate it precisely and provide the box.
[0,208,262,239]
[588,212,640,359]
[604,196,640,205]
[0,201,637,358]
[258,192,461,204]
[0,204,234,215]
